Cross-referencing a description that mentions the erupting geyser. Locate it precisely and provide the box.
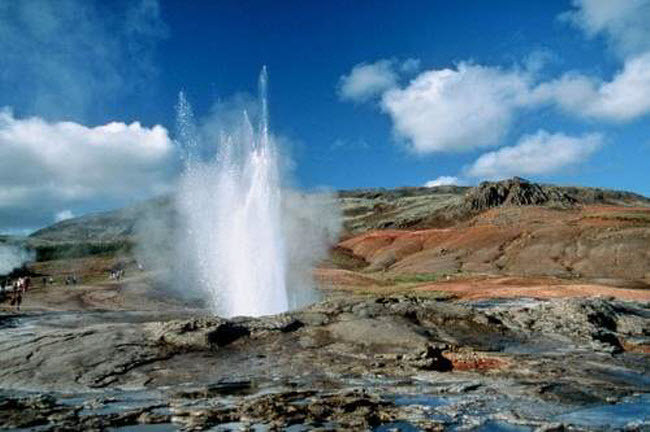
[175,68,335,317]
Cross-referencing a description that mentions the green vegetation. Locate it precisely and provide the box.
[585,212,650,223]
[327,247,368,271]
[344,285,454,300]
[390,272,446,284]
[32,240,133,262]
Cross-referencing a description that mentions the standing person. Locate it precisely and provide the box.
[10,280,18,309]
[14,288,22,311]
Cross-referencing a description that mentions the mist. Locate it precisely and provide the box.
[0,244,34,275]
[282,190,342,308]
[134,80,342,316]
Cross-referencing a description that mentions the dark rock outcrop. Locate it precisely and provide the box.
[462,177,578,212]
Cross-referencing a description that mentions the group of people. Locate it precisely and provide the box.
[109,269,125,281]
[64,274,79,285]
[0,276,31,311]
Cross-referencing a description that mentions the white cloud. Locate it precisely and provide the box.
[533,51,650,121]
[338,3,650,157]
[549,1,650,121]
[380,63,532,153]
[338,58,421,102]
[424,176,463,187]
[561,0,650,58]
[338,60,399,102]
[54,210,74,222]
[524,49,557,74]
[0,108,174,228]
[465,130,603,179]
[342,53,650,155]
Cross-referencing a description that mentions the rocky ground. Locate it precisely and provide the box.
[1,284,650,431]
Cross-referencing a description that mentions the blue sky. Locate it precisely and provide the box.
[0,0,649,231]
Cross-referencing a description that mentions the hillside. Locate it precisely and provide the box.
[340,177,650,233]
[29,196,173,244]
[29,177,650,244]
[21,178,650,284]
[336,178,650,285]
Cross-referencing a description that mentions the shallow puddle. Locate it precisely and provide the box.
[472,421,533,432]
[556,393,650,428]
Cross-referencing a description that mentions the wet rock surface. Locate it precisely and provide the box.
[1,295,650,430]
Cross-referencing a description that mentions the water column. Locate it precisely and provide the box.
[176,67,289,317]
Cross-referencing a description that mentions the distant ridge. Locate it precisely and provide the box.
[27,178,650,248]
[29,196,173,244]
[340,178,650,232]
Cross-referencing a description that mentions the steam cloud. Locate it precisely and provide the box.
[135,77,341,316]
[0,244,34,275]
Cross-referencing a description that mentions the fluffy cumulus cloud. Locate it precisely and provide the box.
[533,53,650,123]
[339,1,650,156]
[339,60,398,102]
[0,109,175,229]
[464,130,603,179]
[561,0,650,58]
[344,54,650,154]
[424,176,463,187]
[541,1,650,122]
[338,58,420,102]
[381,63,532,153]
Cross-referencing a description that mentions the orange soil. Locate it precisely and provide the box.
[622,340,650,354]
[414,277,650,301]
[337,204,650,280]
[445,351,510,371]
[316,265,650,302]
[341,205,650,264]
[313,268,387,287]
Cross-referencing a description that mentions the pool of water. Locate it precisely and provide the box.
[472,421,533,432]
[392,393,449,408]
[556,393,650,428]
[375,420,533,432]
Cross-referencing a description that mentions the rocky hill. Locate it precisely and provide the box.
[337,178,650,285]
[23,178,650,264]
[29,196,173,244]
[340,177,650,233]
